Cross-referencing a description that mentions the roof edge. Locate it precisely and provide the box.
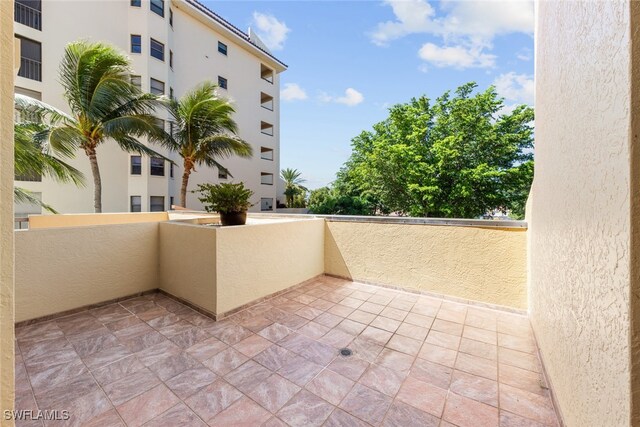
[178,0,288,70]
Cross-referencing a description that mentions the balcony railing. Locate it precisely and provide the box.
[18,57,42,82]
[14,2,41,30]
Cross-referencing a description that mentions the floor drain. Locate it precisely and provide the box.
[339,348,353,357]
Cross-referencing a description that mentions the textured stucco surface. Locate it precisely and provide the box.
[0,0,15,421]
[15,223,159,322]
[325,222,527,309]
[530,1,633,425]
[216,219,325,314]
[28,212,169,229]
[159,222,217,315]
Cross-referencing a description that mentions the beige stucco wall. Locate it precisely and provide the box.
[0,0,15,422]
[216,219,324,314]
[15,223,159,322]
[325,222,527,310]
[158,222,217,314]
[530,1,636,425]
[28,212,169,229]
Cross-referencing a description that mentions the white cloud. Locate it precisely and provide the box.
[516,47,533,61]
[371,0,533,45]
[370,0,533,70]
[418,43,496,69]
[281,83,307,101]
[493,72,534,105]
[319,88,364,107]
[251,12,290,51]
[370,0,437,46]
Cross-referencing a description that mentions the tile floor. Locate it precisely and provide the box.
[14,276,560,426]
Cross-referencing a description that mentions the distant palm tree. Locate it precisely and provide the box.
[281,168,307,207]
[14,94,84,213]
[165,81,252,207]
[42,41,169,212]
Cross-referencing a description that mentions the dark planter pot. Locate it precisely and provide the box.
[220,211,247,226]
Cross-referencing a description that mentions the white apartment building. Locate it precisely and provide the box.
[13,0,286,215]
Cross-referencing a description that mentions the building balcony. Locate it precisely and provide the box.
[14,0,41,30]
[12,212,559,426]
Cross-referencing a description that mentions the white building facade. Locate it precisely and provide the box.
[13,0,286,214]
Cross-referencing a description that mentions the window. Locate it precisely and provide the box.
[130,0,140,6]
[169,121,174,137]
[260,147,274,161]
[15,170,41,182]
[261,172,274,185]
[218,169,228,180]
[169,87,174,100]
[17,36,41,81]
[150,38,164,61]
[15,0,42,30]
[150,196,165,212]
[169,50,173,68]
[218,76,227,90]
[260,198,273,211]
[218,41,227,56]
[169,8,173,27]
[130,156,142,175]
[150,78,164,95]
[130,75,141,90]
[261,121,274,136]
[169,162,174,178]
[150,157,164,176]
[130,196,142,212]
[260,64,274,83]
[260,92,274,110]
[150,0,164,17]
[130,35,141,54]
[170,196,174,207]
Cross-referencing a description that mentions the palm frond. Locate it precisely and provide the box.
[14,187,58,214]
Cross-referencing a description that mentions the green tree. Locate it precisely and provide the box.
[280,168,307,207]
[333,82,534,218]
[166,81,252,207]
[308,186,373,215]
[44,41,169,212]
[14,95,85,212]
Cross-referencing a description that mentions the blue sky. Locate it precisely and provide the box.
[205,0,535,189]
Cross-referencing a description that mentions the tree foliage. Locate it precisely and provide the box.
[47,41,170,212]
[14,95,86,213]
[330,82,534,218]
[280,168,307,207]
[166,81,252,207]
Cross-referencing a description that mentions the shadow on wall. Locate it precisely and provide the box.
[323,222,353,280]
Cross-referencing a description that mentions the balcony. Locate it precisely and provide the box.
[14,0,41,30]
[261,92,274,111]
[11,212,559,426]
[18,57,41,82]
[261,121,274,136]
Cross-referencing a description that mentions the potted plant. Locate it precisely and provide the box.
[195,182,253,226]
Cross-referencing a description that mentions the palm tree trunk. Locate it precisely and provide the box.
[86,146,102,213]
[180,159,192,208]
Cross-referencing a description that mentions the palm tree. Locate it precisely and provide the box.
[44,41,169,212]
[14,94,85,213]
[165,81,252,207]
[281,168,307,207]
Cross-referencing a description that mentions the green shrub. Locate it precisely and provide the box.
[195,182,253,213]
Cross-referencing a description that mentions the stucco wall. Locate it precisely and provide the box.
[0,0,15,421]
[216,219,325,314]
[158,222,217,315]
[325,221,527,310]
[15,223,159,322]
[530,1,635,425]
[28,212,169,229]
